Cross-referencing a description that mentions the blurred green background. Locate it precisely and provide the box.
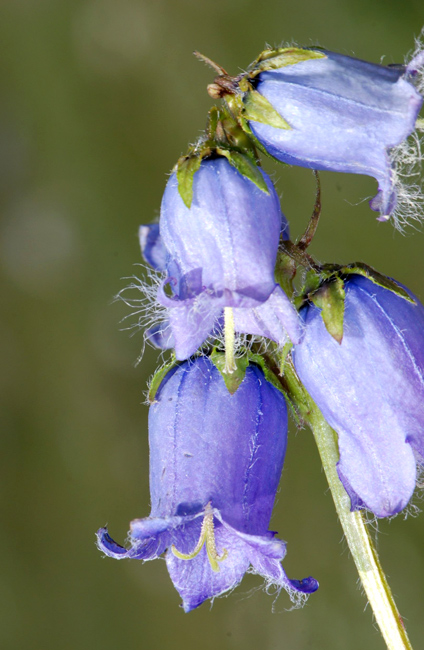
[1,1,424,649]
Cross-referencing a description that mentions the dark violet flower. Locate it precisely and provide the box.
[97,356,318,611]
[292,275,424,518]
[247,49,423,221]
[139,157,301,360]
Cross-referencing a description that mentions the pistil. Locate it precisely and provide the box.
[171,503,228,572]
[224,307,236,373]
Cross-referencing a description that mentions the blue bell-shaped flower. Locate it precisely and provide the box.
[140,156,301,359]
[247,49,423,221]
[293,274,424,518]
[97,356,318,611]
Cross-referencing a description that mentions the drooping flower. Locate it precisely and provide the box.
[97,356,318,611]
[245,49,423,221]
[292,274,424,518]
[139,156,301,360]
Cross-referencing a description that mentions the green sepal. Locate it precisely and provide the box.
[275,248,296,299]
[216,147,269,194]
[242,90,291,130]
[278,347,308,427]
[248,47,326,78]
[176,155,202,208]
[340,262,415,304]
[303,268,321,295]
[207,105,220,136]
[247,352,288,397]
[175,105,269,207]
[310,277,345,344]
[314,262,414,304]
[237,114,286,162]
[210,349,287,397]
[148,355,181,403]
[210,349,250,395]
[295,268,321,310]
[278,340,294,376]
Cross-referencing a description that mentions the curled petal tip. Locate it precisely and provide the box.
[96,527,129,558]
[288,576,320,594]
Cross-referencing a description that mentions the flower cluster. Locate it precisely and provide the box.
[98,39,424,613]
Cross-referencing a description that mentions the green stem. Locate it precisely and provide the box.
[283,357,413,650]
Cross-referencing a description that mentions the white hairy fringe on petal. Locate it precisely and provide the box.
[388,31,424,230]
[116,264,272,367]
[115,263,168,365]
[389,128,424,231]
[213,327,274,360]
[257,574,311,613]
[407,28,424,95]
[261,38,424,231]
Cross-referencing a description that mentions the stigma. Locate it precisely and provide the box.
[171,503,228,572]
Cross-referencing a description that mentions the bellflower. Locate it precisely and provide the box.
[292,274,424,518]
[247,49,423,221]
[97,356,318,611]
[139,157,301,360]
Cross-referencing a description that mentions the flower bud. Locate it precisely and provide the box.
[293,274,424,517]
[97,357,318,611]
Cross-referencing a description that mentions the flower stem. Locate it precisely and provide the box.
[283,356,413,650]
[224,307,236,373]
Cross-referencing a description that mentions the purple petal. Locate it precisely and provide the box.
[219,520,319,596]
[97,528,131,559]
[157,286,223,360]
[166,522,251,612]
[293,275,422,517]
[149,359,288,533]
[166,516,317,612]
[97,514,202,561]
[250,50,423,219]
[97,357,318,610]
[160,159,285,300]
[138,224,168,271]
[233,285,302,345]
[145,320,175,350]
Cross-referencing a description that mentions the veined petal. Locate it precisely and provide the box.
[145,320,175,350]
[156,286,223,360]
[249,49,423,219]
[138,157,297,359]
[293,274,424,517]
[97,357,317,610]
[148,359,288,531]
[166,520,250,612]
[167,515,318,612]
[233,285,302,345]
[160,159,285,295]
[97,513,203,561]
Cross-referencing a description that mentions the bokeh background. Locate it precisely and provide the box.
[1,1,424,649]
